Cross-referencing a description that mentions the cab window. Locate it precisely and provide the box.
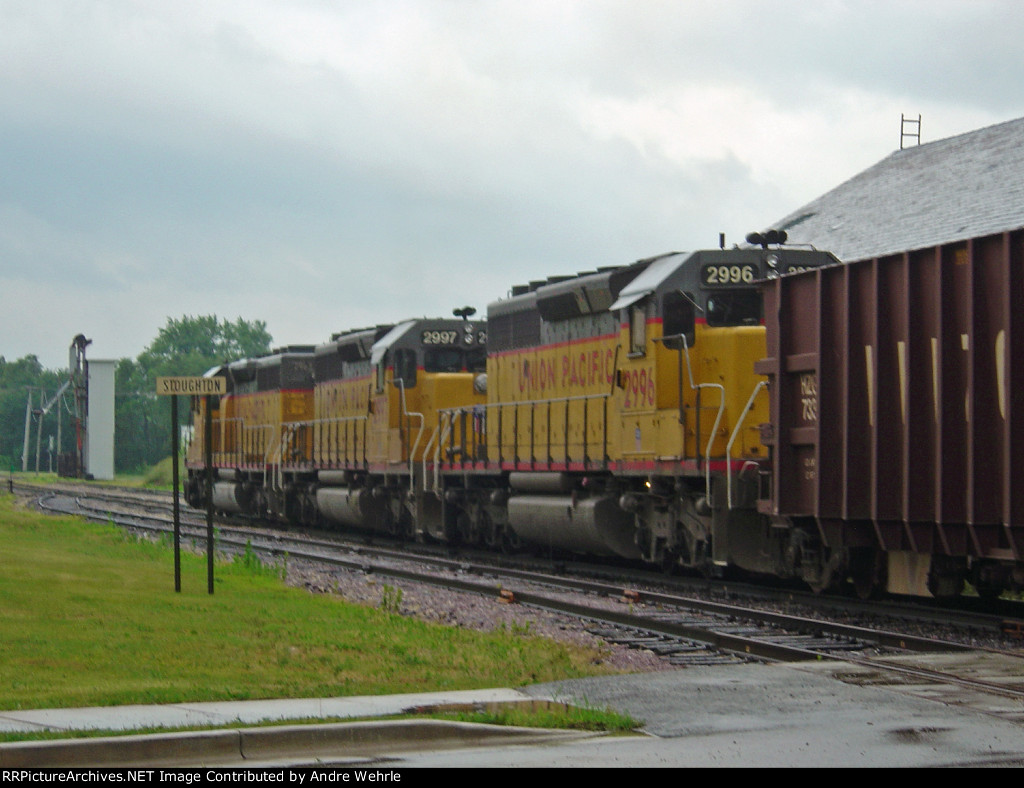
[662,291,695,344]
[393,349,418,388]
[466,347,487,372]
[705,290,761,327]
[629,304,647,356]
[424,348,464,373]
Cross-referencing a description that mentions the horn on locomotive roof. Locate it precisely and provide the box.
[745,229,789,249]
[453,306,477,321]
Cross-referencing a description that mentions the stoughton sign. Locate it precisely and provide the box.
[156,376,226,396]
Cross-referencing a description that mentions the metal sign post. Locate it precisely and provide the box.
[157,376,225,595]
[171,395,181,592]
[205,396,214,595]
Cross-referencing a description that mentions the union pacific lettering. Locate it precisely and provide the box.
[316,376,372,415]
[506,336,617,398]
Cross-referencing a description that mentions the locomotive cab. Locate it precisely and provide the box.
[452,244,837,567]
[611,246,838,466]
[314,316,487,540]
[184,347,316,522]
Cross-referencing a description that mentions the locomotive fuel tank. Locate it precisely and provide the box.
[315,485,380,530]
[211,481,253,514]
[506,494,642,559]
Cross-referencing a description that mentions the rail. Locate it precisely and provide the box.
[312,414,370,467]
[393,378,425,488]
[438,391,612,471]
[725,380,767,509]
[668,334,726,500]
[424,412,453,495]
[262,428,281,492]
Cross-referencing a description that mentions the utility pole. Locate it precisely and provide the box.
[21,388,33,473]
[56,395,63,472]
[35,398,43,473]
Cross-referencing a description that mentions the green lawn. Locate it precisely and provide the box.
[0,493,620,713]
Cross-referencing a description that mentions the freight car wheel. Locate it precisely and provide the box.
[849,548,885,600]
[974,581,1003,601]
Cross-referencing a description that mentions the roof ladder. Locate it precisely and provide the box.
[900,113,921,149]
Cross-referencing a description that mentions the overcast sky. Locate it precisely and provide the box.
[3,0,1023,370]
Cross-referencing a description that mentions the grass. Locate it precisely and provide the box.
[139,456,184,489]
[0,493,636,739]
[436,701,638,732]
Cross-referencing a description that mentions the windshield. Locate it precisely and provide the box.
[705,290,761,327]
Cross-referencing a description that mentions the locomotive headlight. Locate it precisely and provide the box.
[766,253,780,269]
[766,270,780,280]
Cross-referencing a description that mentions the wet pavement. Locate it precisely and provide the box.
[5,659,1024,767]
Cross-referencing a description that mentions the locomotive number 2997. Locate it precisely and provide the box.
[421,330,460,345]
[421,330,486,345]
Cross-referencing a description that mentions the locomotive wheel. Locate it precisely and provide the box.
[456,512,474,544]
[481,511,502,550]
[381,506,399,538]
[502,527,522,554]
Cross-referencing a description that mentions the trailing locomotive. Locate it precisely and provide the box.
[186,317,487,540]
[186,229,1024,600]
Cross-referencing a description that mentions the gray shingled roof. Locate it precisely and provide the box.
[768,116,1024,262]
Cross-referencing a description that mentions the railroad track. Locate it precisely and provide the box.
[14,480,1023,631]
[9,478,1015,654]
[29,485,1024,723]
[13,478,1024,721]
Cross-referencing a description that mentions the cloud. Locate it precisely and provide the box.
[1,0,1022,368]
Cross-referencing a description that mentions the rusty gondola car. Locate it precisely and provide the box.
[757,229,1024,598]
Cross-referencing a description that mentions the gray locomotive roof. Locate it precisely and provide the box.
[768,116,1024,262]
[370,320,417,366]
[610,252,687,310]
[316,325,392,362]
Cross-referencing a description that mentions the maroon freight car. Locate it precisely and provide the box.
[757,229,1024,598]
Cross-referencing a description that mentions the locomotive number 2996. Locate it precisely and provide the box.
[700,263,757,286]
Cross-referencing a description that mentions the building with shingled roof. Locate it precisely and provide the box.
[767,116,1024,262]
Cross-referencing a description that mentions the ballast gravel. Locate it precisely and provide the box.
[283,557,671,673]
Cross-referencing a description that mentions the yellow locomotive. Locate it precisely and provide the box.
[437,244,837,575]
[187,318,487,536]
[308,318,486,539]
[187,242,838,580]
[185,346,315,521]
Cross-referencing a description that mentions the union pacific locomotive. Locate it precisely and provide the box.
[186,229,1024,600]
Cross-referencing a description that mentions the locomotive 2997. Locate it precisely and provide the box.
[187,229,1024,600]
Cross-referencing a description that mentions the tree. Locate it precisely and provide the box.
[136,316,273,378]
[115,316,273,472]
[0,355,66,472]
